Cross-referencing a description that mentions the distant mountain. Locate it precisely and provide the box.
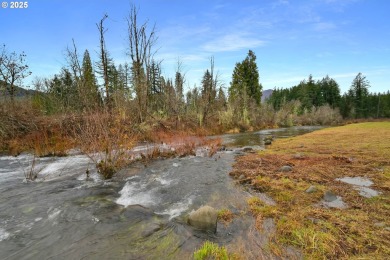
[0,81,37,98]
[261,89,273,103]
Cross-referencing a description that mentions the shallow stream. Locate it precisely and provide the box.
[0,126,322,259]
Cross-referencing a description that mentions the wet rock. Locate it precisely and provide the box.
[141,222,161,238]
[305,185,317,193]
[218,145,226,151]
[336,177,380,198]
[358,187,380,198]
[337,176,373,187]
[242,147,253,152]
[233,150,245,156]
[324,191,337,202]
[279,165,293,172]
[320,190,348,209]
[238,174,245,180]
[188,205,218,233]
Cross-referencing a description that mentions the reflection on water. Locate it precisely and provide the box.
[220,126,324,147]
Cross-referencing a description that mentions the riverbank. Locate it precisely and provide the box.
[230,122,390,259]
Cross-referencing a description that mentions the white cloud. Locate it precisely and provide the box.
[156,52,209,67]
[202,33,266,52]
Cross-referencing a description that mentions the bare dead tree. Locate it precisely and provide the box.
[0,44,32,102]
[97,14,110,106]
[65,39,82,81]
[126,5,157,122]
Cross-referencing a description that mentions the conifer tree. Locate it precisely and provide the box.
[81,49,100,108]
[229,50,262,105]
[349,72,370,118]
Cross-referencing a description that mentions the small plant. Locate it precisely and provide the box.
[193,241,229,260]
[97,159,116,179]
[217,209,234,225]
[23,154,40,181]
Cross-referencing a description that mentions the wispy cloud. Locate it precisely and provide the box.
[202,33,266,52]
[313,22,337,31]
[157,52,209,64]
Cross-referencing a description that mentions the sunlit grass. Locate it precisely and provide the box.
[231,122,390,259]
[193,241,230,260]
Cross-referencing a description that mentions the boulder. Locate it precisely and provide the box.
[188,206,218,233]
[242,147,253,152]
[279,165,293,172]
[323,190,337,202]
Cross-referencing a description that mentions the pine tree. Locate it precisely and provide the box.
[81,49,100,108]
[229,50,262,105]
[319,75,340,109]
[349,72,370,118]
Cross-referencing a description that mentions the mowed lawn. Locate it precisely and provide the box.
[230,122,390,259]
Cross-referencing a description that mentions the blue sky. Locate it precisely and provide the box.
[1,0,389,94]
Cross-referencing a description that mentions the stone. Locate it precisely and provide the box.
[279,165,293,172]
[242,147,253,152]
[264,140,272,145]
[323,190,337,202]
[293,153,305,159]
[305,185,317,193]
[218,145,226,151]
[141,223,161,238]
[188,206,218,233]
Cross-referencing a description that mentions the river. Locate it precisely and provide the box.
[0,126,322,259]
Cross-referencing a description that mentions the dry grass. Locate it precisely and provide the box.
[230,122,390,259]
[1,100,223,178]
[218,208,235,225]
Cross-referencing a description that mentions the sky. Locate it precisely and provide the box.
[1,0,389,94]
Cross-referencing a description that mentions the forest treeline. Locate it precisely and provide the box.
[268,73,390,123]
[1,5,389,155]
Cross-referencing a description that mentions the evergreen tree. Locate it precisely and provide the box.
[200,69,217,124]
[349,72,370,118]
[48,68,77,110]
[81,49,100,108]
[216,86,227,109]
[229,50,262,105]
[319,75,341,108]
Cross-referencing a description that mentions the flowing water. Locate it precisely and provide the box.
[0,126,322,259]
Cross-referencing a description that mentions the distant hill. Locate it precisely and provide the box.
[0,81,37,98]
[261,89,273,103]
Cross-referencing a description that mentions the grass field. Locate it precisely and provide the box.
[230,122,390,259]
